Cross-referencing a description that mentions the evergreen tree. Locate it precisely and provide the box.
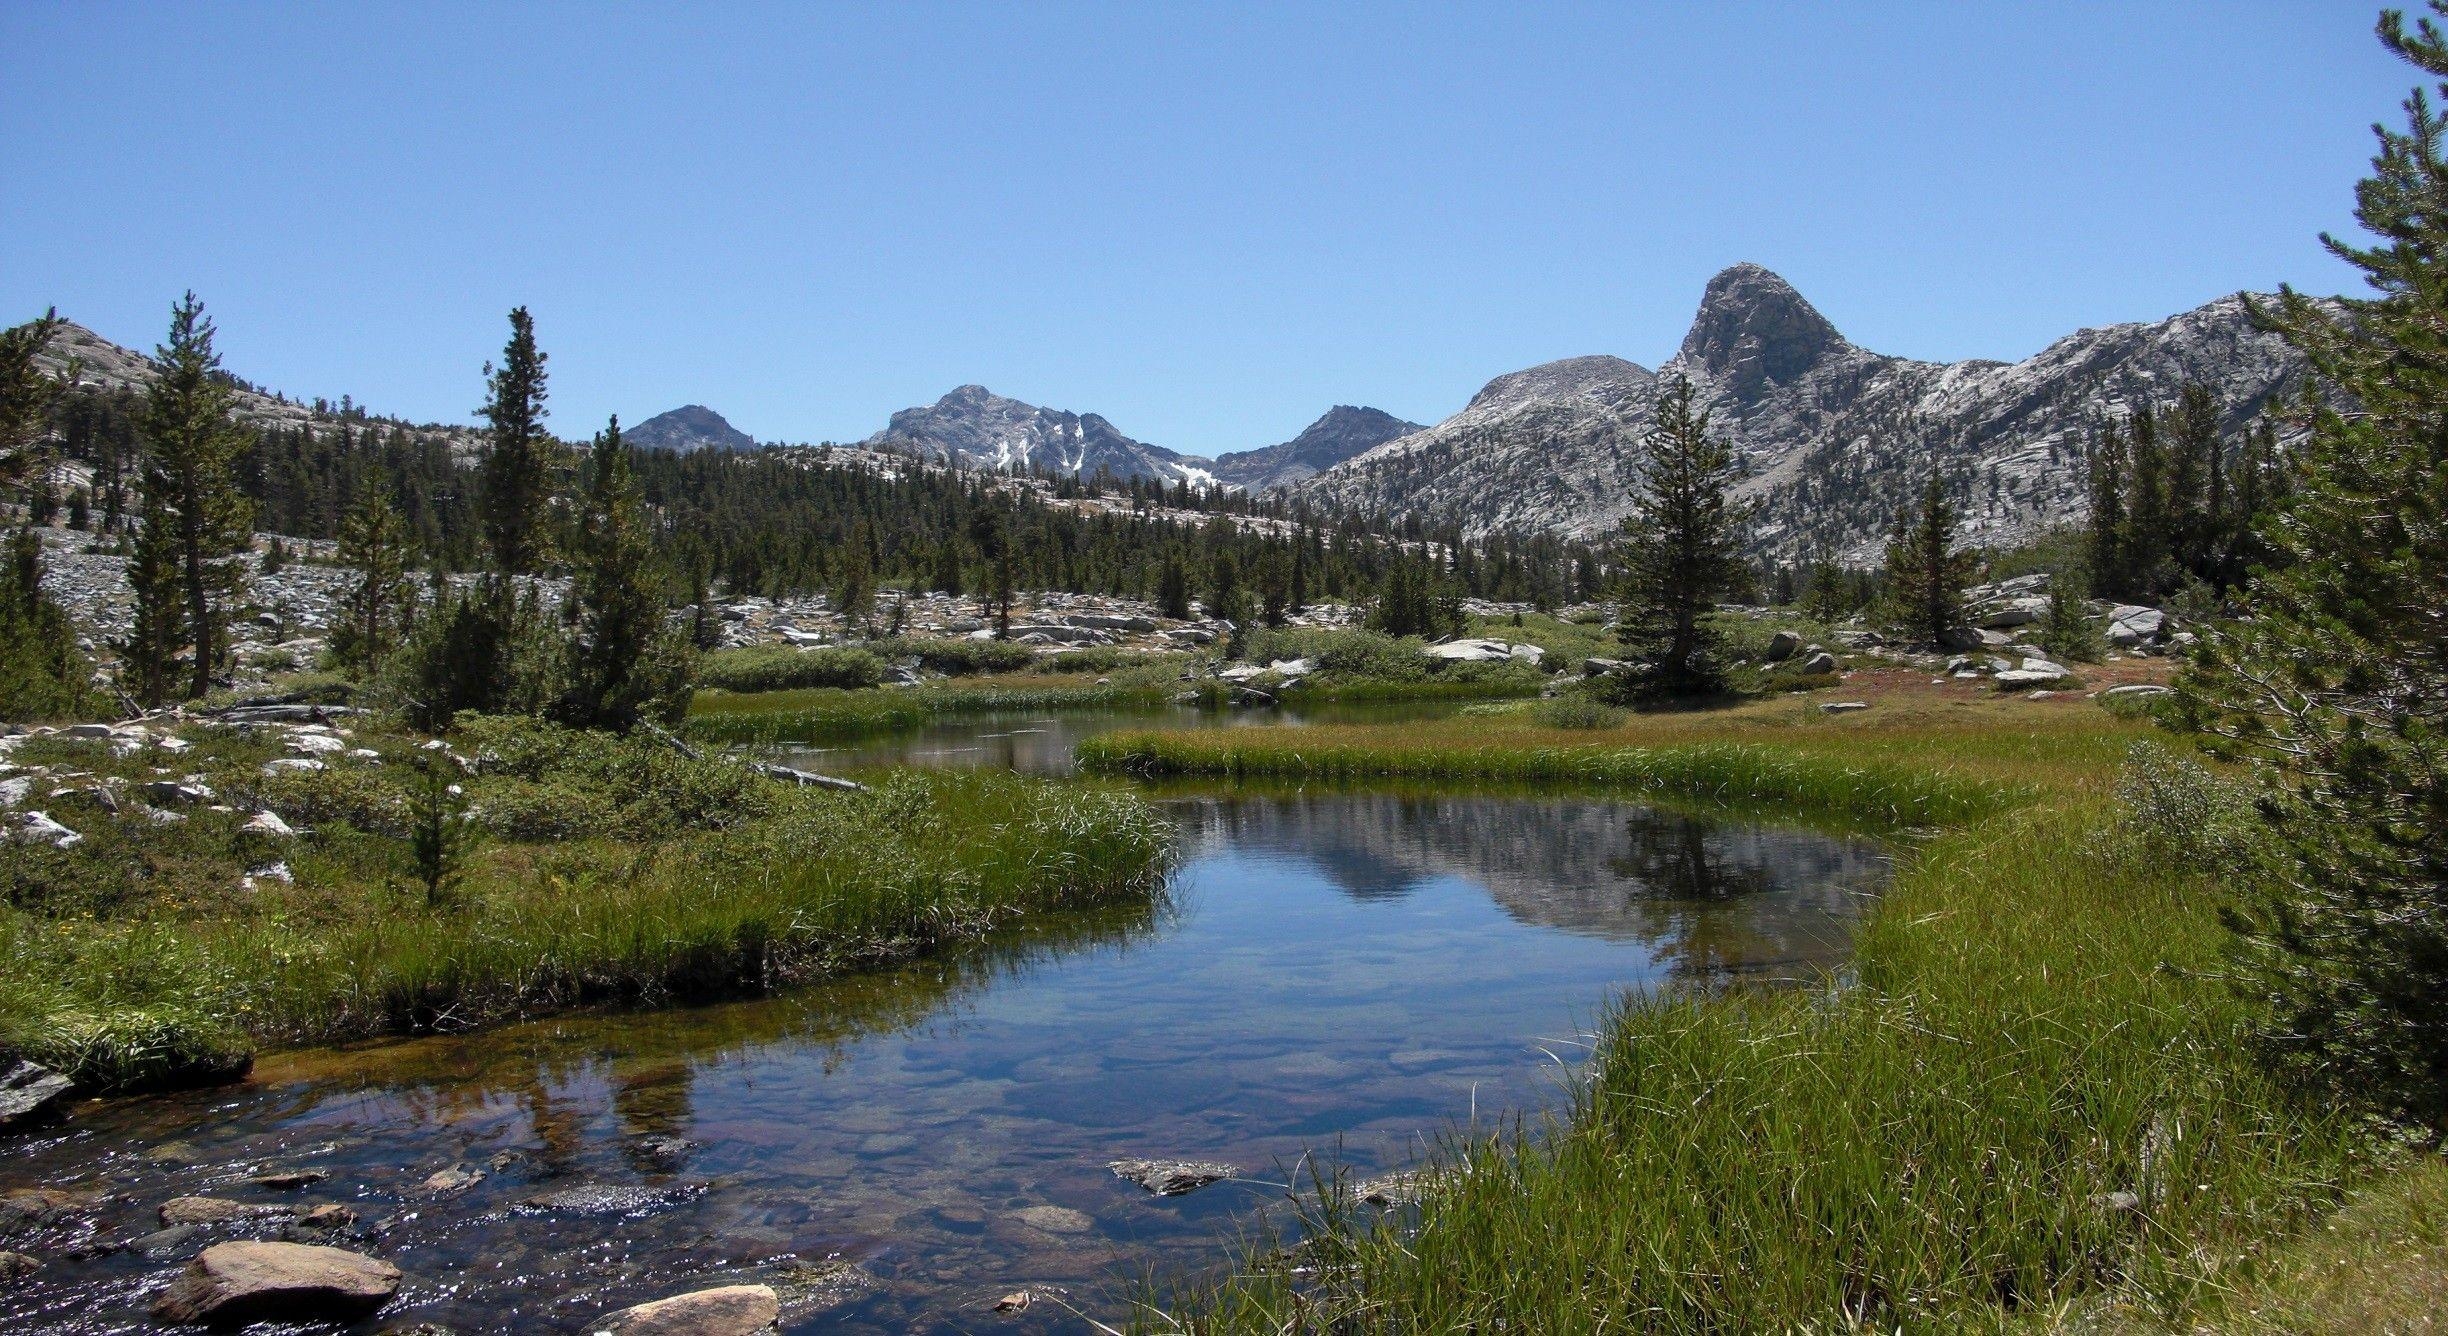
[121,486,185,707]
[1611,377,1749,701]
[334,485,416,676]
[479,307,553,576]
[834,520,876,632]
[0,309,68,494]
[555,417,692,731]
[1157,550,1192,620]
[2083,415,2131,594]
[0,526,92,720]
[1883,463,1975,649]
[2180,3,2448,1130]
[142,294,256,701]
[2035,566,2099,663]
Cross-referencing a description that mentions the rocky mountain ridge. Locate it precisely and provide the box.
[1207,406,1424,490]
[624,404,756,453]
[1293,264,2321,562]
[31,320,489,461]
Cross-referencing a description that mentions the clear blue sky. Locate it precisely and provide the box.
[0,2,2412,456]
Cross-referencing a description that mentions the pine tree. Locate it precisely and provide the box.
[2083,415,2131,595]
[2180,3,2448,1130]
[1157,550,1192,620]
[2035,566,2099,663]
[142,294,256,701]
[334,485,416,675]
[0,526,92,721]
[0,309,69,495]
[834,520,876,632]
[122,486,186,707]
[1611,377,1749,701]
[555,417,691,731]
[479,307,553,576]
[1883,463,1975,649]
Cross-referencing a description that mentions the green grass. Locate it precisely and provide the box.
[696,644,886,693]
[0,717,1173,1092]
[1141,700,2367,1334]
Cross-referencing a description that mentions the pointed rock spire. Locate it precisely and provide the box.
[1675,263,1848,402]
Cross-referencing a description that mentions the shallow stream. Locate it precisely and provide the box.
[0,711,1890,1333]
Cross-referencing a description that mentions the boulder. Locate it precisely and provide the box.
[1937,624,1986,652]
[1581,657,1627,677]
[0,1060,73,1129]
[1820,701,1871,714]
[151,1240,401,1325]
[142,780,215,807]
[591,1283,780,1335]
[11,811,81,848]
[1797,651,1839,675]
[1421,638,1516,663]
[2100,683,2172,699]
[1763,630,1802,662]
[241,811,298,838]
[1975,596,2048,629]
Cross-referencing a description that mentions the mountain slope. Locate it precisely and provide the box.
[31,319,488,459]
[626,404,755,453]
[861,384,1218,486]
[1208,405,1424,490]
[1295,264,2318,561]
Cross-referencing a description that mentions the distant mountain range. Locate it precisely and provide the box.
[853,387,1421,491]
[31,264,2323,561]
[1288,264,2318,561]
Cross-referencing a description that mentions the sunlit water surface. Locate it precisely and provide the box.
[0,712,1889,1333]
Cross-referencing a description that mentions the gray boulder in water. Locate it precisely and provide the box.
[0,1061,72,1129]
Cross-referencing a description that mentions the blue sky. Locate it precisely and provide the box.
[0,2,2412,456]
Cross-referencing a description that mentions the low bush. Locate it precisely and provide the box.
[697,645,885,693]
[868,635,1035,676]
[1528,694,1623,730]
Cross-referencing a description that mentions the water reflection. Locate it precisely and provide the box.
[1173,795,1887,984]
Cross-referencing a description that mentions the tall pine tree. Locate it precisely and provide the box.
[142,294,255,701]
[555,417,691,731]
[1883,462,1975,649]
[1611,377,1749,701]
[479,307,553,576]
[2181,1,2448,1130]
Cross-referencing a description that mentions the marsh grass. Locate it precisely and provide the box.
[1139,702,2363,1334]
[0,722,1172,1090]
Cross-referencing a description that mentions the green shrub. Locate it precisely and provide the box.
[1529,695,1624,730]
[868,635,1034,676]
[697,645,885,693]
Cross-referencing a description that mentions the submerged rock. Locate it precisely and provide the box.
[0,1249,39,1282]
[1108,1158,1238,1196]
[1010,1204,1094,1234]
[158,1196,290,1226]
[152,1240,401,1325]
[420,1166,485,1196]
[250,1167,329,1190]
[591,1282,779,1335]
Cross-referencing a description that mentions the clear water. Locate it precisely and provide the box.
[0,717,1890,1334]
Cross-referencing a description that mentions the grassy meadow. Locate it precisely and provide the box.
[0,715,1172,1092]
[1129,686,2393,1334]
